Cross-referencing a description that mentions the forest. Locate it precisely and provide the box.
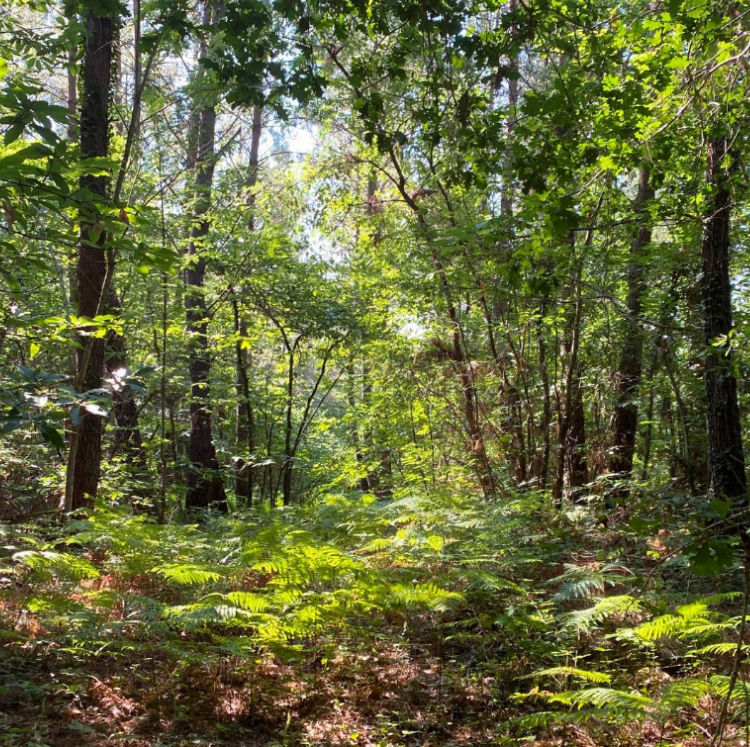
[0,0,749,744]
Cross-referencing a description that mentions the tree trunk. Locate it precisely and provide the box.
[455,329,495,498]
[499,0,518,217]
[64,8,114,512]
[700,137,746,515]
[265,416,275,507]
[553,241,587,505]
[99,0,149,491]
[184,0,227,512]
[661,336,697,493]
[566,375,587,501]
[66,44,77,140]
[609,166,653,497]
[360,362,374,491]
[639,351,658,483]
[232,295,254,506]
[282,460,293,508]
[347,363,370,491]
[506,376,527,486]
[536,298,551,489]
[233,106,261,507]
[432,263,494,499]
[106,290,146,465]
[281,344,296,507]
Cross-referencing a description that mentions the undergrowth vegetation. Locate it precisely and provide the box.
[1,489,748,745]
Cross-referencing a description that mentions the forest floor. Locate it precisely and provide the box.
[0,490,746,746]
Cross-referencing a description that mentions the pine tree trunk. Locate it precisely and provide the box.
[233,106,261,507]
[609,166,654,497]
[700,138,746,514]
[184,0,227,512]
[65,9,114,512]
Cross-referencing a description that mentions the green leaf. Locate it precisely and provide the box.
[38,422,64,449]
[685,539,735,577]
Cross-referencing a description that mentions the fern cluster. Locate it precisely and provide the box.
[2,488,748,745]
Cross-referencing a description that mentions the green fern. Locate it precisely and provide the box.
[692,642,748,656]
[526,666,611,683]
[13,550,99,582]
[224,590,271,612]
[563,595,642,632]
[656,678,710,715]
[549,563,627,603]
[547,686,654,717]
[709,674,750,700]
[381,581,463,611]
[633,595,738,642]
[151,563,222,585]
[162,602,253,628]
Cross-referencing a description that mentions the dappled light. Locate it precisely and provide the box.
[1,0,750,744]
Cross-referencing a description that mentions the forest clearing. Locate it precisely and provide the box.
[0,0,749,744]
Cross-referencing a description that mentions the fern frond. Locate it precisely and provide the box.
[383,582,463,611]
[691,642,747,656]
[526,666,611,683]
[549,563,628,604]
[634,613,704,641]
[563,595,642,631]
[696,592,742,606]
[506,709,569,730]
[359,538,392,553]
[554,576,605,602]
[710,674,750,700]
[273,588,304,606]
[79,589,121,610]
[13,550,99,582]
[163,603,251,627]
[680,620,739,638]
[152,563,222,585]
[675,602,709,619]
[548,687,653,716]
[657,678,710,714]
[225,591,270,612]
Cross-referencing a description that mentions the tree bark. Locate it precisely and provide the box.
[64,8,114,512]
[184,0,227,512]
[281,341,297,507]
[700,138,746,514]
[233,106,261,506]
[105,290,146,465]
[609,166,654,497]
